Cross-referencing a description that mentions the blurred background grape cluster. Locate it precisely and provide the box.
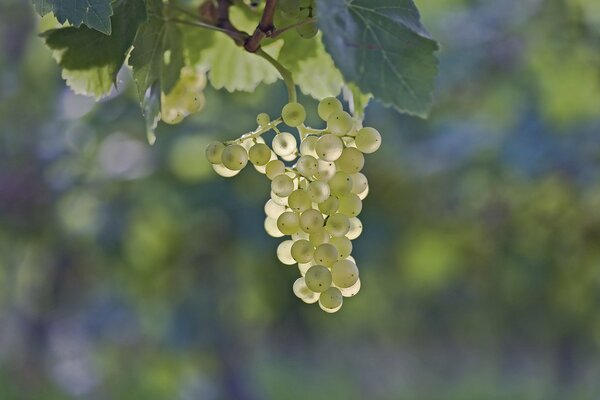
[1,0,600,398]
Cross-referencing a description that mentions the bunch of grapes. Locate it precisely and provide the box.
[161,67,207,124]
[205,97,381,313]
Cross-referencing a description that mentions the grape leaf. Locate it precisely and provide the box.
[293,36,344,99]
[43,0,146,98]
[316,0,439,117]
[32,0,113,34]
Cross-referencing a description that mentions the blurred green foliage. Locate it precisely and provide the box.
[1,0,600,399]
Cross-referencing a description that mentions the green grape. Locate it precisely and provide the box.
[299,209,324,233]
[291,230,310,241]
[319,287,343,312]
[253,151,277,174]
[357,184,369,200]
[205,141,225,164]
[317,97,343,121]
[309,228,330,246]
[338,278,361,297]
[315,134,344,161]
[293,277,319,303]
[212,163,240,177]
[329,236,352,259]
[264,199,286,219]
[296,155,318,177]
[331,259,359,288]
[298,261,314,276]
[265,159,285,179]
[277,240,296,265]
[271,190,288,206]
[281,151,298,162]
[249,143,272,166]
[296,22,318,39]
[288,189,312,212]
[336,147,365,174]
[328,172,353,196]
[305,265,332,292]
[315,159,336,181]
[272,132,297,156]
[351,172,368,194]
[355,127,381,153]
[161,107,186,124]
[300,136,318,157]
[318,196,339,215]
[326,213,350,237]
[221,144,248,171]
[271,174,294,197]
[281,102,306,127]
[313,243,338,267]
[327,110,354,136]
[277,211,300,235]
[185,92,205,113]
[347,217,363,240]
[338,193,362,217]
[256,112,270,126]
[280,0,300,18]
[291,239,314,263]
[264,217,284,238]
[307,181,330,203]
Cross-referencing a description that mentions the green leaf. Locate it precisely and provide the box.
[32,0,113,34]
[316,0,439,117]
[43,0,146,98]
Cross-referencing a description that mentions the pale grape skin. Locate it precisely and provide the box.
[264,199,286,219]
[325,213,351,237]
[300,136,318,157]
[347,217,363,240]
[338,193,363,217]
[307,180,330,203]
[277,240,296,265]
[313,243,338,267]
[319,287,343,312]
[265,160,286,179]
[256,112,270,126]
[277,211,300,235]
[291,239,314,263]
[351,172,368,194]
[281,102,306,127]
[317,97,343,121]
[296,155,318,177]
[327,110,354,136]
[293,277,319,304]
[328,172,353,196]
[221,144,248,171]
[288,189,312,212]
[315,159,337,181]
[212,163,240,177]
[329,236,353,260]
[318,196,339,215]
[355,127,382,154]
[299,209,324,233]
[338,278,361,297]
[272,132,297,156]
[336,147,365,174]
[304,265,332,292]
[271,174,294,197]
[315,134,344,162]
[309,228,330,246]
[331,259,359,288]
[205,141,225,164]
[271,190,289,206]
[264,217,284,238]
[249,143,272,166]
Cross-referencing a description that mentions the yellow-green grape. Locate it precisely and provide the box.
[288,189,312,212]
[254,150,277,174]
[256,112,270,126]
[277,211,300,235]
[221,144,248,171]
[300,136,318,157]
[281,102,306,127]
[307,180,330,203]
[338,278,361,297]
[298,260,314,276]
[357,184,369,200]
[327,110,354,136]
[185,92,205,113]
[292,230,310,241]
[277,240,296,265]
[315,159,337,181]
[205,141,225,164]
[296,22,318,38]
[264,199,286,219]
[293,277,319,303]
[313,243,338,267]
[281,151,298,162]
[271,190,288,206]
[315,134,344,161]
[319,287,343,312]
[212,163,240,177]
[299,209,324,233]
[355,127,381,153]
[264,217,284,238]
[326,213,350,237]
[351,172,368,194]
[265,159,285,179]
[161,107,186,124]
[309,228,330,246]
[272,132,297,156]
[347,217,363,240]
[271,174,294,197]
[305,265,332,292]
[291,239,314,263]
[296,155,318,177]
[249,143,272,166]
[336,147,365,174]
[330,236,352,260]
[328,172,353,196]
[338,193,363,217]
[280,0,301,18]
[318,196,339,215]
[331,259,359,288]
[317,97,343,121]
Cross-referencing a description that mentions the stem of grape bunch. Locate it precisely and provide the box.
[255,48,297,103]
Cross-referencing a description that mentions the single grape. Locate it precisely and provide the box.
[307,180,330,203]
[336,147,365,174]
[315,134,343,161]
[293,277,319,303]
[313,243,338,267]
[271,174,294,197]
[272,132,297,156]
[277,240,296,265]
[212,163,241,177]
[281,151,298,162]
[161,107,186,124]
[296,22,318,39]
[319,287,343,312]
[351,172,368,194]
[318,196,339,215]
[264,217,284,238]
[256,112,270,126]
[277,211,300,235]
[291,239,314,263]
[279,0,301,18]
[299,209,324,233]
[298,261,314,276]
[338,193,363,217]
[265,159,285,179]
[355,127,382,153]
[338,278,361,297]
[205,141,225,164]
[309,228,330,246]
[317,97,343,121]
[185,93,205,113]
[325,213,350,237]
[264,199,286,219]
[329,236,352,260]
[328,172,353,196]
[281,102,306,127]
[221,144,248,170]
[347,217,363,240]
[296,155,318,177]
[315,159,337,181]
[327,110,354,136]
[288,189,312,212]
[331,259,359,288]
[249,143,272,166]
[357,184,369,200]
[300,136,318,157]
[305,265,332,292]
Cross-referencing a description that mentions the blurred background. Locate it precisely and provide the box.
[1,0,600,398]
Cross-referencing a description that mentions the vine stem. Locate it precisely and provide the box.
[255,48,297,103]
[224,118,283,145]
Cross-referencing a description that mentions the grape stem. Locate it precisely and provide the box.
[225,117,283,145]
[244,0,278,52]
[255,48,297,103]
[270,17,317,39]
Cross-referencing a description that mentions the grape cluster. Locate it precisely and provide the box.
[206,97,381,313]
[161,67,206,125]
[279,0,318,39]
